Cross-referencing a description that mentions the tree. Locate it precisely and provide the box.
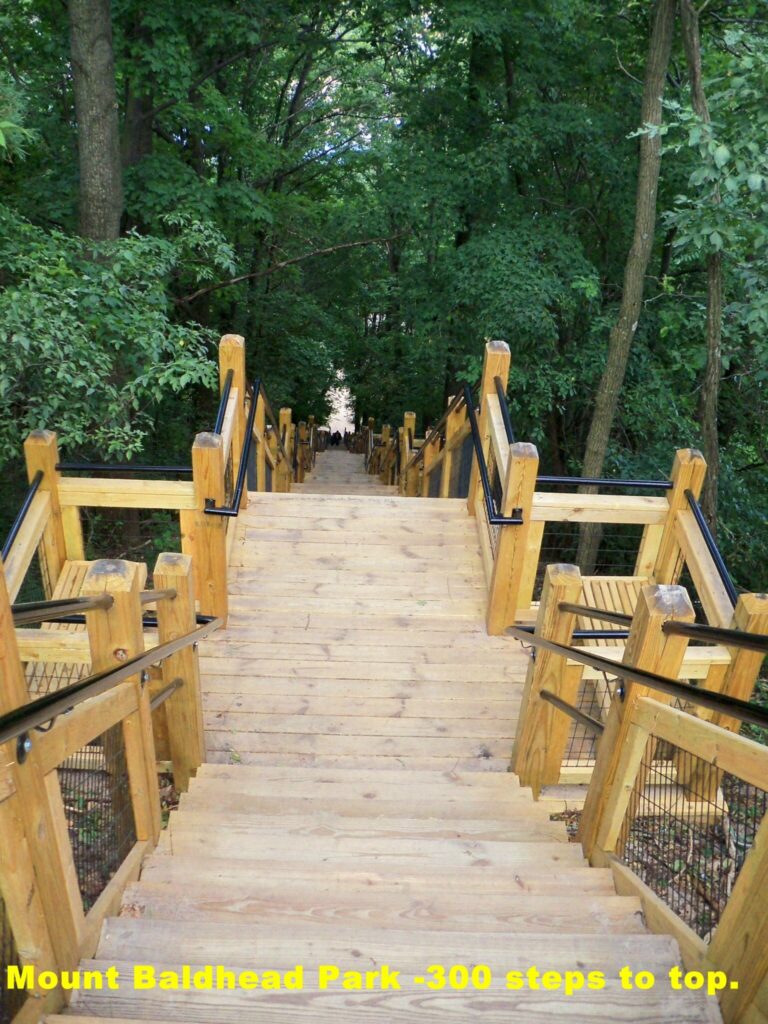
[69,0,123,239]
[576,0,676,570]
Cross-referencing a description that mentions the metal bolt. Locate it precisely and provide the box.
[17,733,32,764]
[141,670,150,685]
[114,648,128,662]
[193,642,199,651]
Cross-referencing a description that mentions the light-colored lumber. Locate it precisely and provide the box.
[3,490,51,601]
[58,477,197,510]
[24,429,67,596]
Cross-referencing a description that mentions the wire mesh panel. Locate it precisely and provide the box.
[447,432,474,499]
[615,735,768,940]
[57,722,137,911]
[533,521,645,600]
[0,895,24,1024]
[563,674,617,765]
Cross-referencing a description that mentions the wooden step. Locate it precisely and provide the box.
[204,751,511,770]
[139,854,607,894]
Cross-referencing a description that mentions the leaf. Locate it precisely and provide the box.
[747,173,763,192]
[714,145,730,168]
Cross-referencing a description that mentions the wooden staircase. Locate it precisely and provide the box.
[50,450,721,1023]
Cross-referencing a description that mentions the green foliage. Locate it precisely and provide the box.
[0,205,216,462]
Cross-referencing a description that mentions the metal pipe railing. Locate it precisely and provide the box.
[30,612,216,628]
[56,463,193,475]
[12,594,114,627]
[463,383,524,526]
[540,689,604,735]
[494,375,515,443]
[507,625,768,730]
[0,617,222,752]
[149,678,184,712]
[213,368,234,434]
[2,470,44,561]
[663,619,768,654]
[516,624,630,642]
[537,476,672,489]
[558,602,633,627]
[685,489,739,607]
[205,377,260,517]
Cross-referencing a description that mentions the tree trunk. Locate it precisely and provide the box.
[681,0,722,531]
[576,0,676,570]
[69,0,123,240]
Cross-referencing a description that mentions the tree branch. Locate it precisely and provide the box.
[176,234,404,305]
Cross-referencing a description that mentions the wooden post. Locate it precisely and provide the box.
[254,390,267,492]
[297,422,308,483]
[713,592,768,730]
[467,341,511,516]
[278,408,292,492]
[653,449,707,584]
[152,553,205,791]
[486,442,539,635]
[706,811,768,1023]
[579,584,695,858]
[512,564,582,797]
[440,398,466,498]
[421,434,439,498]
[181,432,228,622]
[379,425,391,484]
[218,335,247,510]
[0,564,83,977]
[23,430,68,595]
[401,411,416,496]
[81,560,161,843]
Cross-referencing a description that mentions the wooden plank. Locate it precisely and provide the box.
[219,387,239,461]
[632,697,768,791]
[79,839,149,960]
[15,628,92,663]
[674,508,734,626]
[531,492,668,524]
[61,504,85,560]
[58,477,196,510]
[35,685,137,775]
[187,431,228,620]
[204,711,515,739]
[634,523,664,577]
[3,491,51,601]
[714,592,768,731]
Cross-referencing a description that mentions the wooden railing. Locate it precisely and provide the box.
[2,336,311,626]
[364,340,760,647]
[0,552,214,1021]
[511,574,768,1023]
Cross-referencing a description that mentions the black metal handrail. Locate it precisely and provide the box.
[516,625,630,642]
[12,594,113,627]
[494,375,515,443]
[205,377,260,518]
[558,602,633,627]
[28,612,216,629]
[537,476,672,489]
[56,463,193,475]
[507,625,768,729]
[540,689,604,735]
[663,619,768,653]
[686,489,739,607]
[463,383,524,526]
[403,390,467,473]
[214,368,234,434]
[2,470,44,561]
[0,616,222,753]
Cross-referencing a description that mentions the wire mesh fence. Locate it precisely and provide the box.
[563,673,618,765]
[532,521,644,600]
[615,735,768,940]
[0,894,25,1024]
[427,462,442,498]
[57,722,137,912]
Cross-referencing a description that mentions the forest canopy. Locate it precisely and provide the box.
[0,0,767,589]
